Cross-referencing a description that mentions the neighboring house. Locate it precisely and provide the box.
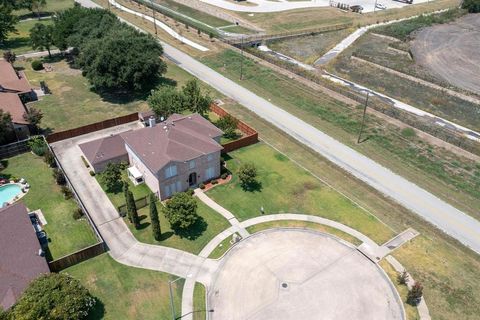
[81,114,223,200]
[0,60,36,141]
[0,202,50,310]
[79,133,129,173]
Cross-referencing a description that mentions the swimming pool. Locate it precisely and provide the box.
[0,184,23,206]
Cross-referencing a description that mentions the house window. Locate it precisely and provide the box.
[207,154,214,161]
[165,164,177,179]
[189,160,195,169]
[205,167,215,180]
[164,181,182,197]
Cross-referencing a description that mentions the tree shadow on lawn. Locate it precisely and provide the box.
[159,231,174,241]
[0,37,30,51]
[172,216,208,241]
[92,76,178,105]
[136,214,151,230]
[86,298,105,320]
[241,180,263,193]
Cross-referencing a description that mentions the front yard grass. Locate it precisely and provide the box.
[127,200,230,255]
[0,152,97,260]
[207,143,393,244]
[0,18,54,55]
[193,283,207,320]
[64,253,183,320]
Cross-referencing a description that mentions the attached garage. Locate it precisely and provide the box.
[79,134,129,173]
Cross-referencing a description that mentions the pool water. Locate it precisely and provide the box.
[0,184,22,206]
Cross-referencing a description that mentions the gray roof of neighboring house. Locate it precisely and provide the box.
[79,133,128,166]
[0,202,50,310]
[121,113,223,173]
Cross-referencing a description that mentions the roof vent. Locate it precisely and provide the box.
[38,249,44,256]
[163,126,168,130]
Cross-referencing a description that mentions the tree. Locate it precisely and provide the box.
[0,3,18,44]
[76,27,166,92]
[407,281,424,306]
[8,273,96,320]
[182,79,212,116]
[149,193,161,240]
[3,50,15,64]
[23,106,43,132]
[21,0,46,19]
[0,110,13,145]
[29,23,54,57]
[148,86,185,119]
[163,192,198,230]
[102,162,122,191]
[462,0,480,13]
[215,114,238,139]
[238,162,258,190]
[127,190,140,228]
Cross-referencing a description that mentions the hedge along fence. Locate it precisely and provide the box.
[210,103,259,153]
[48,242,106,272]
[46,113,138,143]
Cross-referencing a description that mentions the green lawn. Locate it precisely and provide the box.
[96,171,152,209]
[64,253,183,320]
[193,283,207,320]
[0,19,53,55]
[127,200,230,255]
[13,0,74,19]
[206,143,393,244]
[208,234,234,259]
[0,153,97,260]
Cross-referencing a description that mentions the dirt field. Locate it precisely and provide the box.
[412,13,480,95]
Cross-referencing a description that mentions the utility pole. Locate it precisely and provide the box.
[240,36,244,80]
[149,0,158,37]
[357,92,369,144]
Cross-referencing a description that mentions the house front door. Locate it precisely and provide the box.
[189,172,197,186]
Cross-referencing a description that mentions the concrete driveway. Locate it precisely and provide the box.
[209,229,404,320]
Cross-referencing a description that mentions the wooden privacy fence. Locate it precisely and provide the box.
[117,195,149,217]
[210,104,259,153]
[48,242,106,272]
[0,139,30,158]
[46,113,139,143]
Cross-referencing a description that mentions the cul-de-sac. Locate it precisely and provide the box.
[0,0,479,319]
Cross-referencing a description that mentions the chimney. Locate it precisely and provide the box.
[149,116,156,127]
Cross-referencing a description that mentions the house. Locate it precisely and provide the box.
[0,202,50,310]
[79,133,129,173]
[81,114,223,200]
[0,60,36,141]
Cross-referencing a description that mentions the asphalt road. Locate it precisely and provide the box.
[76,0,480,254]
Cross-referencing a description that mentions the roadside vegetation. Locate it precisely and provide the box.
[64,253,183,320]
[0,152,97,259]
[193,283,207,320]
[201,49,480,218]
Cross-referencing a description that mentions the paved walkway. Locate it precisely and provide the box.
[195,189,250,238]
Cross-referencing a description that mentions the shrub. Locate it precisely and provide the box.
[216,114,238,139]
[397,271,409,285]
[31,60,43,71]
[407,281,424,306]
[43,150,56,167]
[163,192,199,230]
[221,172,228,179]
[28,136,47,156]
[187,189,194,196]
[462,0,480,13]
[238,162,258,190]
[199,183,205,189]
[72,207,84,220]
[61,185,73,200]
[89,170,95,176]
[52,168,66,185]
[211,179,218,185]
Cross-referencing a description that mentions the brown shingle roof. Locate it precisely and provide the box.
[0,93,28,125]
[0,60,32,94]
[121,114,223,173]
[79,133,128,166]
[0,202,50,310]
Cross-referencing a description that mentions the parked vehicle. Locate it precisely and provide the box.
[350,5,363,12]
[375,3,387,9]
